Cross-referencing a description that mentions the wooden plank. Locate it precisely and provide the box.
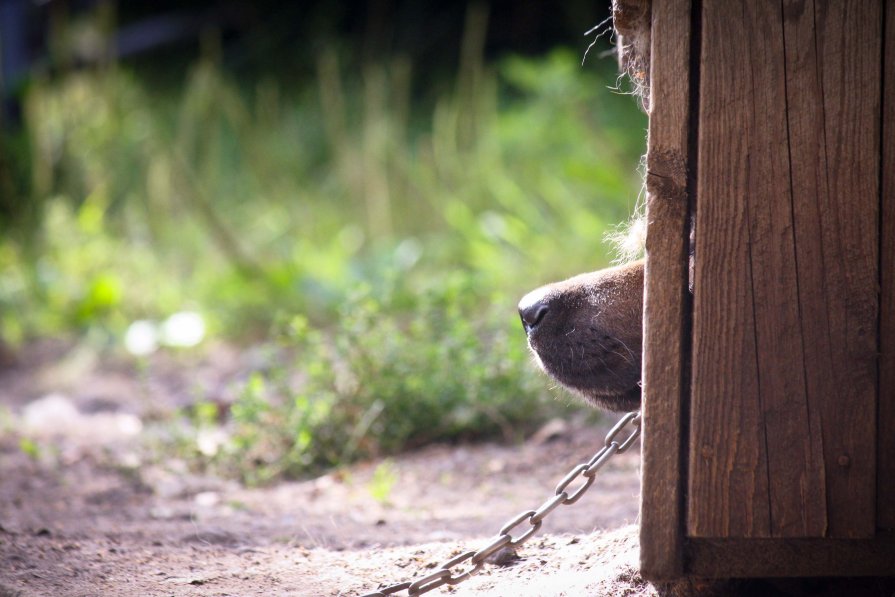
[639,0,692,580]
[740,0,826,537]
[689,0,880,539]
[880,0,895,532]
[779,0,866,539]
[796,0,881,538]
[686,535,895,578]
[687,0,770,539]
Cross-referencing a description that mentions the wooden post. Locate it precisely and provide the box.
[640,0,693,580]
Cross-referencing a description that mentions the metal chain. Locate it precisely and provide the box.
[358,410,641,597]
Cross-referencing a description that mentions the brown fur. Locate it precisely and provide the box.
[518,260,644,412]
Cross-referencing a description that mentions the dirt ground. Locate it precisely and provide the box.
[0,341,652,597]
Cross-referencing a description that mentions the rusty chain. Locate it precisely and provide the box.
[358,410,641,597]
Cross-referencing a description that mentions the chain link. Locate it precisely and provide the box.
[359,411,641,597]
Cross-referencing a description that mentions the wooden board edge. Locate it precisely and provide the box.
[639,0,696,581]
[878,0,895,532]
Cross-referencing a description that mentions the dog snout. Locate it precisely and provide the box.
[517,261,645,412]
[519,286,551,336]
[519,302,548,333]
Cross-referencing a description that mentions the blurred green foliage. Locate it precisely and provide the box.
[1,47,644,341]
[0,38,645,478]
[208,277,564,483]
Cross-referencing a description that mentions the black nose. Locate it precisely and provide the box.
[519,302,549,333]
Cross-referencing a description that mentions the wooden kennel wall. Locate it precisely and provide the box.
[639,0,895,579]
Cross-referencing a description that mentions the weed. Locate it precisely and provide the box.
[19,437,40,460]
[368,460,399,505]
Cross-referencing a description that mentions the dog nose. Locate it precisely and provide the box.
[519,301,549,333]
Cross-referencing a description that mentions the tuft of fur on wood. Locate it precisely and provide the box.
[600,1,654,261]
[612,0,652,110]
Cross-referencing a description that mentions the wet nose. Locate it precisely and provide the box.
[519,301,549,333]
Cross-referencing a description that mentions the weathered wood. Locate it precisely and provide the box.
[800,0,881,538]
[688,0,770,538]
[688,0,880,539]
[638,0,890,577]
[686,534,895,578]
[639,0,692,580]
[880,0,895,532]
[782,0,880,539]
[741,0,826,537]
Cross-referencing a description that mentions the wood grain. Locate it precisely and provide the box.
[686,534,895,577]
[743,0,826,537]
[688,0,770,538]
[688,0,881,539]
[796,0,881,538]
[639,0,692,580]
[880,0,895,532]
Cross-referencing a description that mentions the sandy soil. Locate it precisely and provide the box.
[0,342,651,597]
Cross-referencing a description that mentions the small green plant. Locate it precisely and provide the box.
[202,277,578,482]
[19,437,40,460]
[368,459,399,504]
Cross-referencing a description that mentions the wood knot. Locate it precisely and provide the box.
[837,454,851,468]
[646,147,688,203]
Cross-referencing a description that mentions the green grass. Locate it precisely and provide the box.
[1,43,646,480]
